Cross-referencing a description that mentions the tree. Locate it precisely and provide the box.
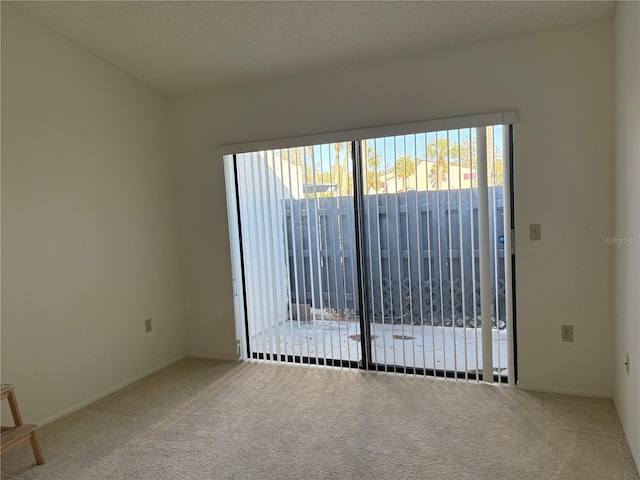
[427,138,457,189]
[280,146,316,182]
[393,156,416,191]
[458,137,476,169]
[365,146,382,192]
[335,142,353,195]
[458,134,504,186]
[311,142,352,197]
[489,157,504,186]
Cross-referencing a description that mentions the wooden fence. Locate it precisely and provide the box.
[284,187,506,327]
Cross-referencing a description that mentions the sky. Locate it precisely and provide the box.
[308,125,506,174]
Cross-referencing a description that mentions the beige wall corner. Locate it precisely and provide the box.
[614,0,640,469]
[1,5,186,424]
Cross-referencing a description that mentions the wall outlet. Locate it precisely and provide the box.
[529,224,541,241]
[144,318,152,333]
[561,324,573,342]
[625,352,630,375]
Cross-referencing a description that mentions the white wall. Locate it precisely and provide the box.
[1,6,186,425]
[614,1,640,467]
[171,21,615,396]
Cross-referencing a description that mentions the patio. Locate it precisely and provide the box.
[250,317,509,377]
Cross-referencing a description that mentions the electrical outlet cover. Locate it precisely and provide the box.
[561,325,573,342]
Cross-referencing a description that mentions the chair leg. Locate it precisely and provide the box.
[29,431,45,465]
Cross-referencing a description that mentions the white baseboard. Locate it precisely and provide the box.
[187,352,240,362]
[37,354,187,427]
[517,383,613,399]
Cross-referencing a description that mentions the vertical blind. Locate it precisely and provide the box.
[224,112,515,384]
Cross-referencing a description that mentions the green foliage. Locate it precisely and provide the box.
[489,158,504,186]
[458,137,476,169]
[280,146,316,182]
[278,133,504,198]
[365,147,383,192]
[429,158,448,189]
[427,138,455,189]
[362,142,383,192]
[425,136,504,188]
[427,138,460,164]
[394,156,416,179]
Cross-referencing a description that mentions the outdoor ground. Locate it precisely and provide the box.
[250,319,509,378]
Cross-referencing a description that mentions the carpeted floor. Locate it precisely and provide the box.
[1,358,638,480]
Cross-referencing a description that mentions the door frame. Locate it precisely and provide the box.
[222,113,518,384]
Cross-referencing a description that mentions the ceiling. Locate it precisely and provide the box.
[9,1,616,97]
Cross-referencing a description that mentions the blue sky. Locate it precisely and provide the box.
[308,126,505,173]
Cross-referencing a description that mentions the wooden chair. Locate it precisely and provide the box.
[1,384,44,465]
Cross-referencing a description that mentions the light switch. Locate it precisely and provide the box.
[529,224,541,241]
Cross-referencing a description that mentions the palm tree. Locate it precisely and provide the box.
[394,156,416,192]
[364,145,382,192]
[427,138,458,189]
[280,146,316,183]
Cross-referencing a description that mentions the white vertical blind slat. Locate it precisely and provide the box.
[406,135,417,376]
[434,132,448,373]
[305,148,321,364]
[468,130,480,382]
[455,129,469,380]
[476,127,494,383]
[489,127,502,383]
[392,137,406,372]
[445,131,459,376]
[283,149,301,359]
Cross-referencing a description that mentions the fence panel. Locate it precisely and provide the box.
[285,187,505,327]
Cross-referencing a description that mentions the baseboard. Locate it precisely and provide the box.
[516,383,613,399]
[187,352,240,362]
[37,354,187,427]
[613,399,640,473]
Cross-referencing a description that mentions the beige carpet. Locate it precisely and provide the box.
[1,358,638,480]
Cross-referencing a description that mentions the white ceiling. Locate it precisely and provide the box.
[10,1,616,97]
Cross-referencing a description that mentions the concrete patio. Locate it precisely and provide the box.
[250,318,509,378]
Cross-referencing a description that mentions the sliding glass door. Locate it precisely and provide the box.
[361,127,510,381]
[231,143,362,367]
[225,120,514,383]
